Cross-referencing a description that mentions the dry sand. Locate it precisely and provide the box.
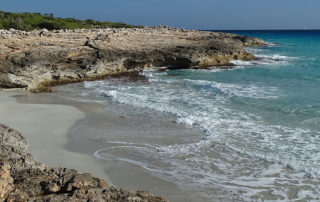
[0,90,112,183]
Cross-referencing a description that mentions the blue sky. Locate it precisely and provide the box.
[1,0,320,30]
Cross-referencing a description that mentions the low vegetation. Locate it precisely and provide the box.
[0,11,141,31]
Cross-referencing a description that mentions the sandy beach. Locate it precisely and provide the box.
[0,89,208,202]
[0,90,112,183]
[1,2,320,201]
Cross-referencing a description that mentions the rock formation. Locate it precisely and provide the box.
[0,27,265,91]
[0,124,167,201]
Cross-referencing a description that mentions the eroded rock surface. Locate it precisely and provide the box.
[0,160,14,201]
[0,27,264,90]
[0,124,167,201]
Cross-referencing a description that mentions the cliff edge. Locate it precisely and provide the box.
[0,27,264,91]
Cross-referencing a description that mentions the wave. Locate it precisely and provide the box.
[56,70,320,200]
[56,35,320,200]
[175,113,320,178]
[142,70,281,99]
[231,43,299,67]
[92,130,320,201]
[81,70,320,179]
[265,42,278,47]
[231,54,297,67]
[183,79,280,99]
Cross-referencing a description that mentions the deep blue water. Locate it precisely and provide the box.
[59,30,320,200]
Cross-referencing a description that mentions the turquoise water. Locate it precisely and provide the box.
[59,31,320,201]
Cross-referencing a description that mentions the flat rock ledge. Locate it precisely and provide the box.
[0,124,168,202]
[0,27,265,91]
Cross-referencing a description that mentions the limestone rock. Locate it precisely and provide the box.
[0,124,28,152]
[7,189,29,202]
[0,27,265,91]
[0,125,45,174]
[12,168,109,197]
[0,160,14,201]
[84,39,99,50]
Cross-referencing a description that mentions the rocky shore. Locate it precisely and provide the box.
[0,27,265,201]
[0,27,264,91]
[0,124,167,201]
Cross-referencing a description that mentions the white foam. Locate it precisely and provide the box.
[231,53,294,67]
[232,45,299,67]
[266,42,277,47]
[256,54,289,60]
[81,74,320,179]
[58,62,320,200]
[93,136,320,201]
[230,60,258,66]
[87,76,320,177]
[82,76,320,177]
[184,79,280,99]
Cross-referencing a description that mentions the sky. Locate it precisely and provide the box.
[1,0,320,30]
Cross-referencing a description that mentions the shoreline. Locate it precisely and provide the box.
[2,28,320,201]
[2,89,207,201]
[0,90,112,184]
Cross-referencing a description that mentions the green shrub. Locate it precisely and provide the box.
[0,10,142,31]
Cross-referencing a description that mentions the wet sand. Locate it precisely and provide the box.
[1,89,208,202]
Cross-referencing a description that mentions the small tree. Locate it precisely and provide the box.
[14,16,24,30]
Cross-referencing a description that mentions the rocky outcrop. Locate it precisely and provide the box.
[0,27,265,90]
[0,124,167,201]
[0,160,14,201]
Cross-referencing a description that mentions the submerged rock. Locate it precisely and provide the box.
[0,124,168,201]
[0,27,265,91]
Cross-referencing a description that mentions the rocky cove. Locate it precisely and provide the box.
[0,27,266,201]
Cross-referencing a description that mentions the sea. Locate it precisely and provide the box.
[57,30,320,201]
